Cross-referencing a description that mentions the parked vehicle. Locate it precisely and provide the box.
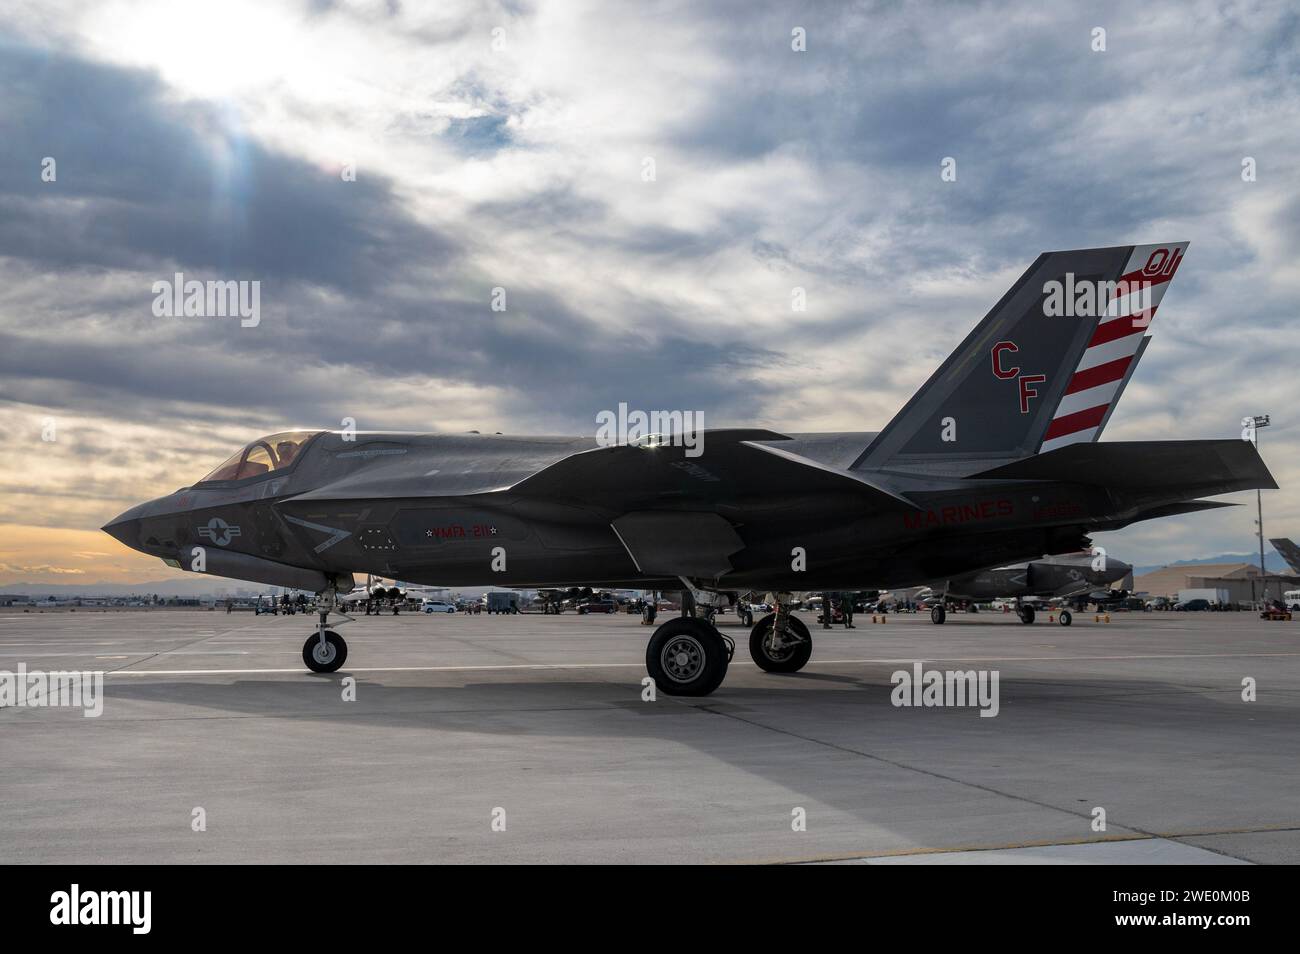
[1177,588,1229,607]
[1260,599,1293,621]
[421,600,456,614]
[486,592,519,614]
[1174,598,1210,611]
[578,600,617,614]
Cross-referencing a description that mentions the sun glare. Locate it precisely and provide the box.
[84,0,311,100]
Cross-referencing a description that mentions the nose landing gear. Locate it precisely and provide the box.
[302,587,348,673]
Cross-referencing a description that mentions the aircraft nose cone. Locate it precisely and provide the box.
[101,516,138,549]
[102,506,145,550]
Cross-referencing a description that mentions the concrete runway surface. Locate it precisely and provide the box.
[1,607,1297,864]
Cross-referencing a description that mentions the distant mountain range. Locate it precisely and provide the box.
[0,577,267,599]
[1132,551,1292,578]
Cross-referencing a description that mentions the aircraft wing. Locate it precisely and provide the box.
[505,429,918,511]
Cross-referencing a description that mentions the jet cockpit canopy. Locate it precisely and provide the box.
[199,430,321,483]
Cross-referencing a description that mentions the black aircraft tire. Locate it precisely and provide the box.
[646,619,729,696]
[303,631,347,673]
[1020,606,1036,625]
[1058,609,1072,627]
[749,614,813,673]
[931,605,946,625]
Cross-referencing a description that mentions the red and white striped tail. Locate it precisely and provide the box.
[1039,242,1189,452]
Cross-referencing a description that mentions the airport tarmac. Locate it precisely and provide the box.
[1,607,1297,864]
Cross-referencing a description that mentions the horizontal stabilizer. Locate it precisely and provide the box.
[1128,500,1239,521]
[966,440,1277,496]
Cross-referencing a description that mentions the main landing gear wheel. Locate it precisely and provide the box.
[930,605,946,624]
[1058,609,1072,627]
[1017,605,1036,625]
[646,618,730,696]
[749,613,812,673]
[303,631,347,673]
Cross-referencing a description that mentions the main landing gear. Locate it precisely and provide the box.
[645,592,812,696]
[748,607,812,673]
[1016,601,1036,625]
[302,587,348,673]
[645,617,732,696]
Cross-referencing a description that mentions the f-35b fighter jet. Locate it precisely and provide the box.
[917,550,1134,627]
[104,242,1275,695]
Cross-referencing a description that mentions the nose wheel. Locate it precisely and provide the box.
[302,594,348,673]
[303,630,347,672]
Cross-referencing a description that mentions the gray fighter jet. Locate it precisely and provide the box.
[918,551,1133,626]
[104,242,1275,695]
[1269,538,1300,575]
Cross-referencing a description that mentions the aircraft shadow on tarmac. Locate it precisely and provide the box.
[95,670,1299,860]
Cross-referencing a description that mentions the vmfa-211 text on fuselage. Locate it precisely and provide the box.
[104,243,1275,695]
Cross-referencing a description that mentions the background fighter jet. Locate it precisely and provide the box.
[917,551,1133,627]
[104,242,1276,695]
[1269,538,1300,575]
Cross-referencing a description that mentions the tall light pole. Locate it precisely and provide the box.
[1245,414,1271,604]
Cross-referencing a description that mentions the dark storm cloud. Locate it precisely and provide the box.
[0,37,789,432]
[0,44,456,289]
[662,0,1300,269]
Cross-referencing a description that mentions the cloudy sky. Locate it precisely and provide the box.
[1,0,1298,585]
